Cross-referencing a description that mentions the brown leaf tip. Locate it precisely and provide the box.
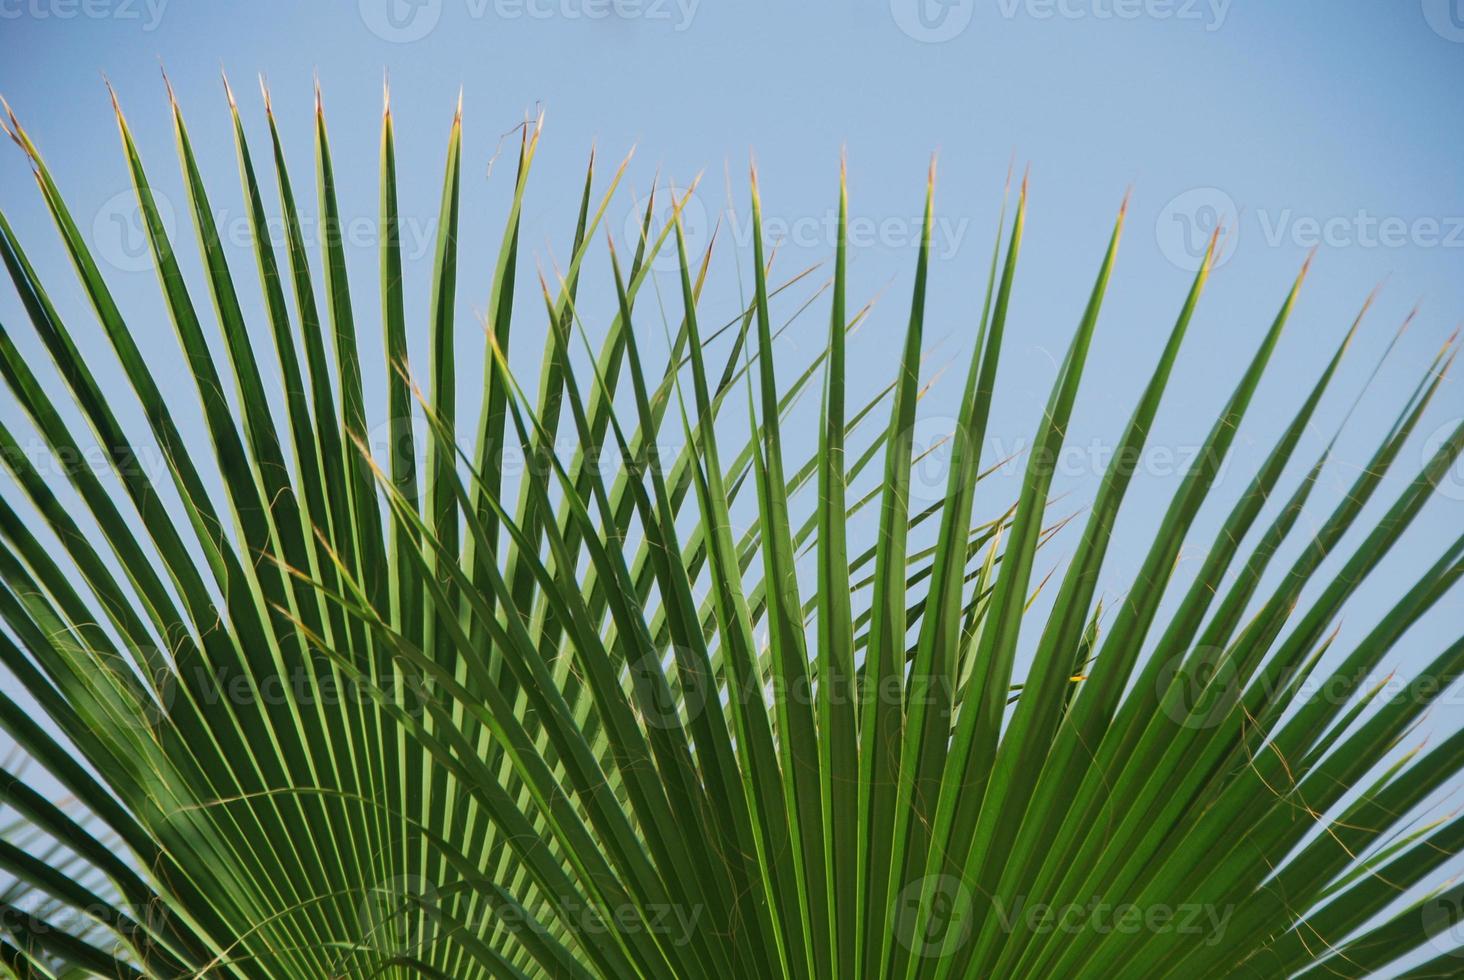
[1300,245,1319,279]
[102,74,121,114]
[0,95,18,147]
[160,66,178,109]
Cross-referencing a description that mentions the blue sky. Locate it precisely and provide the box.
[0,0,1462,971]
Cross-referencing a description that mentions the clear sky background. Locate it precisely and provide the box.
[0,1,1461,973]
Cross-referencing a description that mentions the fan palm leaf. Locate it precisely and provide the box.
[0,82,1459,979]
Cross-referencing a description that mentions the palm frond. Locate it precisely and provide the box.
[0,83,1459,979]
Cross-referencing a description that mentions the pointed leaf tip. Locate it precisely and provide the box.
[1440,324,1460,357]
[0,97,16,145]
[1440,347,1459,383]
[1300,244,1319,278]
[1355,281,1385,320]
